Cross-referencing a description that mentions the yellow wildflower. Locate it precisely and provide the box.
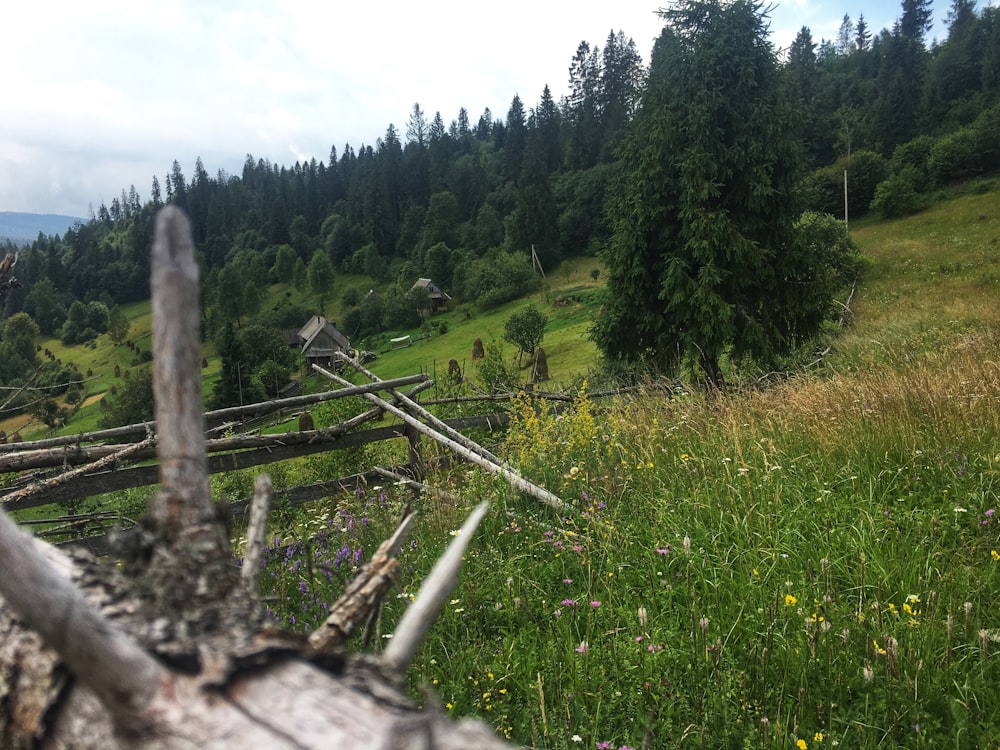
[796,740,808,750]
[785,594,797,607]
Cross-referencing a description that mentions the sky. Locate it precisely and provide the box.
[1,0,954,218]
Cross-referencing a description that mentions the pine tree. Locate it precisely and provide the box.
[595,0,849,385]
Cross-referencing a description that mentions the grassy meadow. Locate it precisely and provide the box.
[252,187,1000,749]
[10,184,1000,747]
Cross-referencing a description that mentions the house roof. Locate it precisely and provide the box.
[411,278,452,300]
[297,315,350,354]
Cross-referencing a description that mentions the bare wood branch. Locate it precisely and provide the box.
[0,507,165,730]
[337,352,504,465]
[0,436,155,508]
[314,364,570,512]
[149,207,214,543]
[241,473,273,596]
[0,374,430,455]
[307,508,416,654]
[382,502,489,673]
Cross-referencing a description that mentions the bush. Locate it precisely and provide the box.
[928,127,981,185]
[802,150,888,218]
[871,170,924,219]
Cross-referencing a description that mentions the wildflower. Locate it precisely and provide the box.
[992,550,1000,561]
[449,529,461,536]
[562,599,578,607]
[796,740,808,750]
[656,547,670,555]
[873,639,886,656]
[785,594,798,607]
[563,578,573,584]
[571,735,583,743]
[590,601,602,608]
[569,466,580,476]
[575,640,589,653]
[596,744,612,750]
[814,732,824,742]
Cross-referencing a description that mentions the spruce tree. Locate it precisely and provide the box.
[594,0,853,385]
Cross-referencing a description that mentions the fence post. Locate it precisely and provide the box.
[404,423,425,482]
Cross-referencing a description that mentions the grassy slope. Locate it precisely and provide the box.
[256,186,1000,749]
[7,187,1000,746]
[11,256,605,439]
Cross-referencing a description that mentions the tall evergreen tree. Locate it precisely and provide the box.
[595,0,830,385]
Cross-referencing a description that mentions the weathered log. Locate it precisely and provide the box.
[336,352,505,466]
[314,363,571,512]
[0,206,513,749]
[0,374,429,455]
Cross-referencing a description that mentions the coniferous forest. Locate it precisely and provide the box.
[1,0,998,404]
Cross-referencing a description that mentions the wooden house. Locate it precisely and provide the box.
[297,315,351,369]
[410,278,452,314]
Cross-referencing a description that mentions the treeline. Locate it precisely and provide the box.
[0,0,998,386]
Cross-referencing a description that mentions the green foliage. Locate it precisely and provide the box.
[454,249,539,309]
[871,171,925,218]
[594,0,806,384]
[98,367,154,428]
[928,126,982,185]
[307,249,335,309]
[107,305,130,346]
[60,300,109,344]
[803,150,889,217]
[473,340,519,393]
[502,304,547,361]
[23,277,66,336]
[271,244,297,283]
[29,398,67,430]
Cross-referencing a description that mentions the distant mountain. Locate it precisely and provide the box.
[0,211,85,245]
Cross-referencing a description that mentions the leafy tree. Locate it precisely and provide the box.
[594,0,832,385]
[503,304,548,365]
[271,244,297,283]
[60,300,109,344]
[307,249,335,309]
[0,312,40,382]
[30,399,67,430]
[292,257,308,290]
[98,368,154,428]
[108,305,130,346]
[23,276,66,336]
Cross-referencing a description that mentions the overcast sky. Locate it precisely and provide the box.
[2,0,951,217]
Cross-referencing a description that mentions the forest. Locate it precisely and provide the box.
[0,0,998,409]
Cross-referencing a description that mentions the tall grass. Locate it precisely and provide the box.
[259,325,1000,748]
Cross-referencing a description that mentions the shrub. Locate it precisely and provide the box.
[871,169,924,219]
[928,127,981,185]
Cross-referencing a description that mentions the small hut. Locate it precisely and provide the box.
[410,278,452,314]
[297,315,351,369]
